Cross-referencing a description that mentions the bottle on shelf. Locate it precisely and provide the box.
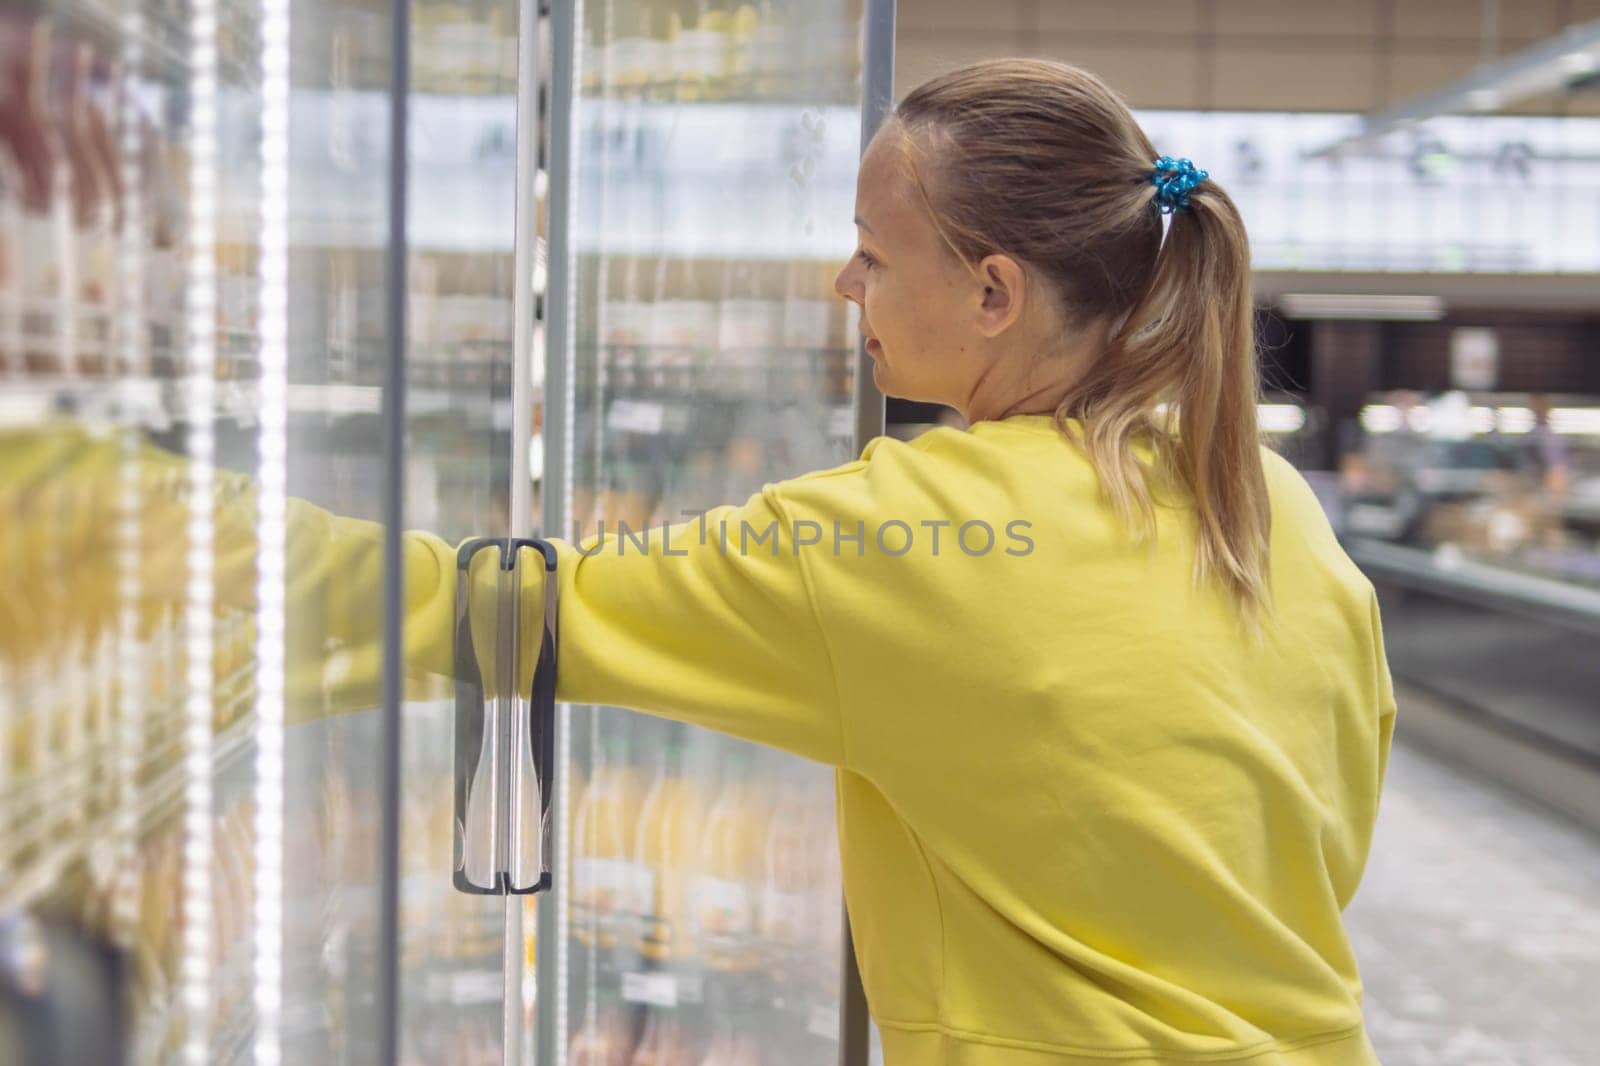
[629,725,708,964]
[722,3,754,96]
[744,0,788,100]
[669,1,733,103]
[781,260,834,353]
[579,4,605,96]
[603,255,648,394]
[782,257,845,403]
[571,729,643,951]
[758,763,811,983]
[650,251,717,396]
[716,259,782,398]
[691,745,770,974]
[607,0,673,98]
[803,786,844,1000]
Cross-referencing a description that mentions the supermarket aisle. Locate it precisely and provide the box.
[1346,735,1600,1066]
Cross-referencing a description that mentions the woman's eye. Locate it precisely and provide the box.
[856,248,878,270]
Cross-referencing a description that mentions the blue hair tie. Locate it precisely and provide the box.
[1151,155,1208,214]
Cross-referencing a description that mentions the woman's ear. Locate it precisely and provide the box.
[975,254,1026,338]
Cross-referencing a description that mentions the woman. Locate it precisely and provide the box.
[494,59,1392,1065]
[7,59,1395,1065]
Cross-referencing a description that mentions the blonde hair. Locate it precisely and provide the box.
[893,58,1272,630]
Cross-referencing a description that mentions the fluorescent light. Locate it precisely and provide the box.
[1561,50,1599,76]
[1353,403,1600,437]
[1258,403,1307,434]
[1551,407,1600,435]
[1278,293,1445,320]
[1496,406,1535,434]
[1360,404,1403,434]
[1308,19,1600,157]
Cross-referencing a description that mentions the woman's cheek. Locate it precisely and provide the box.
[863,276,888,328]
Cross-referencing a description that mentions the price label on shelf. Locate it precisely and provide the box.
[608,400,666,435]
[621,971,678,1009]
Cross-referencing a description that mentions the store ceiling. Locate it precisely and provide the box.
[897,0,1600,116]
[1254,270,1600,313]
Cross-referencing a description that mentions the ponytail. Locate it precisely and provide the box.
[1063,183,1272,632]
[895,59,1272,630]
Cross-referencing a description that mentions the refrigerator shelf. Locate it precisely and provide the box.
[1,661,256,913]
[32,0,261,92]
[0,376,521,431]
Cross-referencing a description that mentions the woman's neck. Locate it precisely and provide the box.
[959,319,1110,425]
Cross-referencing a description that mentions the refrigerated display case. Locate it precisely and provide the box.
[3,0,893,1062]
[537,3,892,1064]
[2,0,526,1060]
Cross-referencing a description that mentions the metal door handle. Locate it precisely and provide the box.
[453,537,558,895]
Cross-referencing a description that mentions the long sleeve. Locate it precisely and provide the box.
[543,485,847,767]
[0,427,464,721]
[279,483,851,765]
[3,427,848,760]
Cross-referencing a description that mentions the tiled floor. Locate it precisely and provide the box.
[1346,738,1600,1066]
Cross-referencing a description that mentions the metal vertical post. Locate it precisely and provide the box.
[852,0,896,458]
[505,0,543,1060]
[842,4,895,1064]
[379,0,411,1062]
[538,1,580,1064]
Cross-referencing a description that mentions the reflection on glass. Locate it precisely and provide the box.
[3,0,520,1061]
[396,3,522,1061]
[557,1,864,1062]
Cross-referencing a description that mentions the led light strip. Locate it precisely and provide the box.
[182,0,220,1061]
[1257,404,1308,435]
[110,0,148,959]
[252,0,289,1060]
[1360,403,1600,436]
[553,5,585,1053]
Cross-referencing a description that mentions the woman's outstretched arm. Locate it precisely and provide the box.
[2,426,849,764]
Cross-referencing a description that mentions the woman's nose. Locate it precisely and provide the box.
[834,260,861,304]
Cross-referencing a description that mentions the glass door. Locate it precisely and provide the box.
[1,0,530,1061]
[538,2,884,1063]
[395,0,529,1062]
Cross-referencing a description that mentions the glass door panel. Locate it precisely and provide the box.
[548,2,868,1062]
[396,0,525,1061]
[2,0,529,1060]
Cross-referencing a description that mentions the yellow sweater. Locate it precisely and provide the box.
[3,416,1395,1064]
